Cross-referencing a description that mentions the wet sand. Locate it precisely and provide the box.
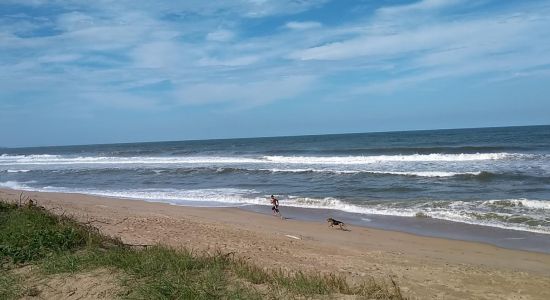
[1,188,549,299]
[243,205,550,254]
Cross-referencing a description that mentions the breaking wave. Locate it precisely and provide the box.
[1,181,548,234]
[0,152,536,166]
[261,153,527,164]
[5,169,30,173]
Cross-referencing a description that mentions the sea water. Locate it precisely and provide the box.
[1,125,549,238]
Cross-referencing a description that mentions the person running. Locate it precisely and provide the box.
[270,195,283,219]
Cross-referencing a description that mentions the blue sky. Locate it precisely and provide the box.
[1,0,550,147]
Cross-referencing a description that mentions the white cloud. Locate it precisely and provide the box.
[285,21,322,30]
[177,75,316,106]
[288,7,550,70]
[84,91,163,110]
[7,0,328,18]
[288,24,463,61]
[376,0,464,16]
[198,55,260,67]
[2,0,550,113]
[131,41,185,69]
[38,54,81,63]
[56,12,96,31]
[238,0,328,18]
[206,29,235,42]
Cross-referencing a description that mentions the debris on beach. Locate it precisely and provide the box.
[284,234,301,240]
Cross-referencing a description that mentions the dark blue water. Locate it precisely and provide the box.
[1,125,549,234]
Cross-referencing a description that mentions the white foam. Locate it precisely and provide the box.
[76,189,548,234]
[6,169,30,173]
[0,180,35,190]
[420,210,550,234]
[0,154,57,159]
[0,155,262,165]
[357,170,482,177]
[484,199,550,210]
[520,199,550,210]
[255,168,481,177]
[83,188,259,205]
[262,153,522,164]
[39,186,283,209]
[1,181,548,234]
[0,152,530,166]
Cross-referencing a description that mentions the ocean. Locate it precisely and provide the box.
[1,125,550,239]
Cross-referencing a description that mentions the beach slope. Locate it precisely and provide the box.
[1,188,549,299]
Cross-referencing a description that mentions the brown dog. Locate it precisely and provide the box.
[326,218,346,230]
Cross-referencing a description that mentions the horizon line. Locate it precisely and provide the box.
[3,123,549,150]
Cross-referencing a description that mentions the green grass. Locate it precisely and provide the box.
[0,201,105,264]
[43,247,259,299]
[0,271,20,300]
[1,200,405,299]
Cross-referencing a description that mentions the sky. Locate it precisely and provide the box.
[1,0,550,147]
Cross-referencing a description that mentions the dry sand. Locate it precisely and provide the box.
[1,188,549,299]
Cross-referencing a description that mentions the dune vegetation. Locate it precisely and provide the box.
[0,200,404,299]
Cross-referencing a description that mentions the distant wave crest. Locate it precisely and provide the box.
[5,169,31,173]
[0,152,537,166]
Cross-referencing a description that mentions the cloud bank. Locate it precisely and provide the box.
[1,0,550,146]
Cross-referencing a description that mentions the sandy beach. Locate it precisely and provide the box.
[1,188,549,299]
[4,0,550,298]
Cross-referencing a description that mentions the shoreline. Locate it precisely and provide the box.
[1,188,550,299]
[241,204,550,254]
[2,186,549,254]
